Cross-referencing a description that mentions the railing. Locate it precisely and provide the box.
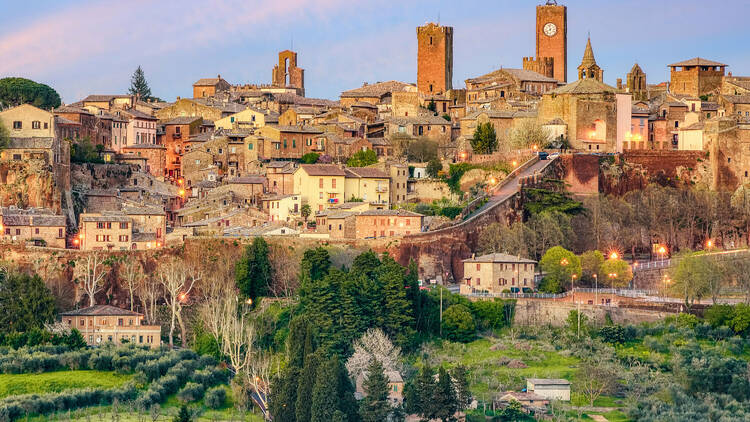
[464,287,657,300]
[633,249,750,272]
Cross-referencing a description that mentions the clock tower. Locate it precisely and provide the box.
[535,1,567,83]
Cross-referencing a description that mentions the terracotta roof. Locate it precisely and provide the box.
[54,116,79,125]
[551,78,617,95]
[277,125,324,134]
[193,77,227,86]
[344,167,389,179]
[499,392,548,402]
[1,207,65,227]
[463,252,537,264]
[527,378,570,385]
[266,161,293,168]
[358,209,423,217]
[61,304,142,317]
[500,68,559,83]
[228,176,267,185]
[165,116,202,125]
[54,105,93,115]
[300,164,346,176]
[341,81,415,98]
[80,214,131,223]
[387,115,451,125]
[722,95,750,104]
[115,108,157,120]
[668,57,727,67]
[351,101,378,109]
[702,102,719,111]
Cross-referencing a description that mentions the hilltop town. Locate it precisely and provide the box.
[3,1,750,422]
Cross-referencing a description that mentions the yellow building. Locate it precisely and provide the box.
[460,253,537,294]
[677,122,706,150]
[61,305,161,348]
[215,108,269,130]
[79,212,164,251]
[261,194,301,223]
[293,164,346,212]
[343,167,390,208]
[0,103,56,138]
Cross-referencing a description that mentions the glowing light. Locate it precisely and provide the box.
[78,233,84,239]
[489,176,497,185]
[658,246,667,255]
[178,178,184,185]
[179,189,186,197]
[560,258,569,266]
[179,293,187,302]
[532,144,538,151]
[707,239,713,248]
[609,251,619,260]
[73,239,79,245]
[512,160,518,167]
[245,298,253,305]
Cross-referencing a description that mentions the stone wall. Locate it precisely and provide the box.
[513,299,673,326]
[0,160,61,212]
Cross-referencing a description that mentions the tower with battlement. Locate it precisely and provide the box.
[417,23,453,96]
[523,1,567,83]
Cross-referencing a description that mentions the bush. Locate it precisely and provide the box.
[442,304,476,342]
[204,386,227,409]
[705,304,734,328]
[301,152,319,164]
[439,206,463,219]
[177,382,205,403]
[599,325,625,344]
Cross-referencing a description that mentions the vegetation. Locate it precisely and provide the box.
[470,122,498,154]
[70,137,105,163]
[235,237,272,302]
[128,66,153,100]
[426,157,442,178]
[508,120,550,150]
[0,271,56,336]
[301,152,319,164]
[347,149,378,167]
[0,77,61,109]
[0,121,9,151]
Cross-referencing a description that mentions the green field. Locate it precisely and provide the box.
[0,370,133,399]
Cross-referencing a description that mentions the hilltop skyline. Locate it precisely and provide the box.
[1,0,749,102]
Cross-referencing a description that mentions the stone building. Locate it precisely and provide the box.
[79,212,164,251]
[121,144,166,178]
[294,164,346,212]
[577,37,603,82]
[626,63,647,101]
[339,81,416,114]
[192,75,231,98]
[354,209,423,239]
[718,95,750,118]
[460,253,537,294]
[163,116,203,180]
[266,161,297,195]
[344,167,390,207]
[272,50,305,96]
[669,58,727,97]
[523,1,567,83]
[61,305,161,349]
[465,68,559,110]
[0,206,66,248]
[417,22,453,96]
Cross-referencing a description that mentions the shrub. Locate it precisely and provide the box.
[599,325,626,344]
[442,304,476,342]
[204,386,226,409]
[177,382,205,403]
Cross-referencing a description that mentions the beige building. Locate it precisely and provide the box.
[0,207,66,248]
[677,122,706,150]
[214,107,269,130]
[527,378,570,401]
[79,212,164,251]
[460,253,537,294]
[354,209,423,239]
[344,167,390,207]
[294,164,346,212]
[261,194,301,223]
[61,305,161,348]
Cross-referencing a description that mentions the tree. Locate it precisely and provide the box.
[347,149,378,167]
[301,152,320,164]
[671,254,724,307]
[509,120,550,150]
[75,252,109,307]
[119,255,144,311]
[128,66,152,100]
[405,137,439,162]
[580,250,604,284]
[427,100,437,113]
[426,158,442,178]
[296,351,322,422]
[478,221,534,258]
[235,238,272,301]
[0,120,9,151]
[346,328,402,382]
[405,364,436,417]
[158,257,200,348]
[451,365,472,410]
[578,359,621,407]
[0,272,55,335]
[310,357,357,422]
[598,257,633,288]
[359,359,391,422]
[470,122,498,154]
[539,246,581,291]
[173,404,192,422]
[300,247,331,284]
[433,366,458,422]
[0,77,61,109]
[301,204,312,224]
[442,304,476,342]
[136,272,161,324]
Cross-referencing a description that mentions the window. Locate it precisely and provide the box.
[674,121,679,128]
[119,222,128,229]
[248,143,253,150]
[175,126,181,134]
[32,121,40,129]
[12,121,21,129]
[44,122,48,129]
[476,263,480,270]
[283,139,287,148]
[319,178,324,188]
[292,140,296,148]
[97,222,105,229]
[12,154,21,160]
[35,228,39,234]
[118,318,123,326]
[332,179,336,189]
[58,228,63,238]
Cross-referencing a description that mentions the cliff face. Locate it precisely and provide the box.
[601,151,711,195]
[0,160,61,212]
[71,163,134,191]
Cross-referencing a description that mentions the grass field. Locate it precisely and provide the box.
[0,370,133,399]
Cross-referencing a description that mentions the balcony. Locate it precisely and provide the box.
[376,186,388,193]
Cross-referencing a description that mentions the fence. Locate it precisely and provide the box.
[464,287,656,300]
[633,249,750,272]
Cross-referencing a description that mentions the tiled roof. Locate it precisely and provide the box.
[300,164,346,176]
[122,143,165,149]
[326,211,355,219]
[527,378,570,385]
[0,207,65,227]
[82,94,131,102]
[165,116,202,125]
[722,95,750,104]
[358,209,423,217]
[80,214,131,223]
[387,115,451,125]
[277,125,324,134]
[132,232,157,242]
[551,78,617,95]
[266,161,293,168]
[54,116,79,125]
[61,305,142,317]
[54,105,93,115]
[702,102,719,111]
[344,167,389,179]
[193,77,226,86]
[116,108,157,120]
[228,176,267,184]
[341,81,415,98]
[668,57,727,67]
[463,252,537,264]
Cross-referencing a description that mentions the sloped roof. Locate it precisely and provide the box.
[61,305,142,317]
[7,137,54,149]
[463,252,537,264]
[358,209,423,217]
[722,95,750,104]
[193,77,227,86]
[341,81,414,98]
[503,68,559,83]
[164,116,202,125]
[551,78,617,95]
[669,57,727,67]
[300,164,346,176]
[344,167,389,179]
[228,176,267,185]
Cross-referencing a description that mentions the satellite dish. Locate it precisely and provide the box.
[96,337,101,344]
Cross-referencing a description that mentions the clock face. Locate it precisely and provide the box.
[543,22,557,37]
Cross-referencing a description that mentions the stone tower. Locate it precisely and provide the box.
[577,37,603,82]
[272,50,305,96]
[535,1,567,83]
[626,63,647,101]
[417,23,453,96]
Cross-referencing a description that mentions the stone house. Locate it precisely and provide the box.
[386,115,452,143]
[225,176,267,205]
[354,209,423,239]
[669,58,727,97]
[343,167,390,207]
[163,116,203,180]
[260,194,301,223]
[316,210,355,239]
[60,305,161,349]
[465,68,559,110]
[80,95,136,111]
[156,98,225,122]
[121,144,166,178]
[265,161,297,195]
[0,206,66,248]
[214,107,269,130]
[192,75,231,98]
[460,253,537,294]
[294,164,346,212]
[526,378,570,401]
[79,212,164,251]
[114,108,157,147]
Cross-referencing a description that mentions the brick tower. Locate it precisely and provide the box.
[535,1,567,83]
[272,50,305,96]
[417,23,453,96]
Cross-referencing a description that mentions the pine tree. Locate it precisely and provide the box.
[172,404,192,422]
[433,367,458,422]
[351,250,381,280]
[360,360,391,422]
[451,365,472,410]
[378,256,415,348]
[300,247,331,284]
[235,238,272,301]
[335,358,360,422]
[296,351,322,422]
[269,367,299,422]
[310,358,341,422]
[128,66,152,100]
[406,365,435,417]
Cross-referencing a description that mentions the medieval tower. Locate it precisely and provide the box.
[531,1,567,83]
[417,23,453,96]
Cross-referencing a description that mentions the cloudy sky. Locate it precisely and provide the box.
[1,0,747,103]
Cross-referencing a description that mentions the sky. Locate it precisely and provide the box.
[1,0,748,104]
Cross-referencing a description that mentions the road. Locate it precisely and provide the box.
[469,157,556,219]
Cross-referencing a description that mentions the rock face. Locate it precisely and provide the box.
[0,160,61,212]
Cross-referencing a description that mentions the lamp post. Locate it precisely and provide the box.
[593,273,598,305]
[560,258,570,301]
[658,245,667,262]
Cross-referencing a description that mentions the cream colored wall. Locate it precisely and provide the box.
[463,261,535,293]
[678,129,705,151]
[294,170,345,212]
[215,109,266,130]
[344,177,390,205]
[269,195,300,222]
[0,104,55,138]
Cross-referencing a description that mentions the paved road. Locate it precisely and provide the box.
[470,157,555,218]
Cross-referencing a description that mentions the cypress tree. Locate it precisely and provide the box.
[235,238,272,301]
[335,358,360,422]
[406,365,435,417]
[351,250,381,280]
[433,367,458,422]
[296,351,322,422]
[269,367,299,422]
[359,360,391,422]
[379,256,415,348]
[310,358,340,422]
[128,66,152,100]
[451,365,472,410]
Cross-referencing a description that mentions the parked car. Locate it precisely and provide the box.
[538,151,549,160]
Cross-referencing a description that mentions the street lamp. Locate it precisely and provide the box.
[609,251,619,260]
[572,274,577,303]
[706,239,713,250]
[658,245,667,261]
[593,273,598,305]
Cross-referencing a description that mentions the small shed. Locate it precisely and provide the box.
[526,378,571,401]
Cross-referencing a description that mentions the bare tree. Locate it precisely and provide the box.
[75,253,109,307]
[578,359,620,407]
[345,328,402,382]
[158,257,200,348]
[120,255,144,311]
[268,244,300,298]
[137,273,161,324]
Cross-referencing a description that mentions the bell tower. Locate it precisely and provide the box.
[535,1,567,83]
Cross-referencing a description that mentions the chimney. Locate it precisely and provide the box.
[218,74,221,79]
[177,96,181,101]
